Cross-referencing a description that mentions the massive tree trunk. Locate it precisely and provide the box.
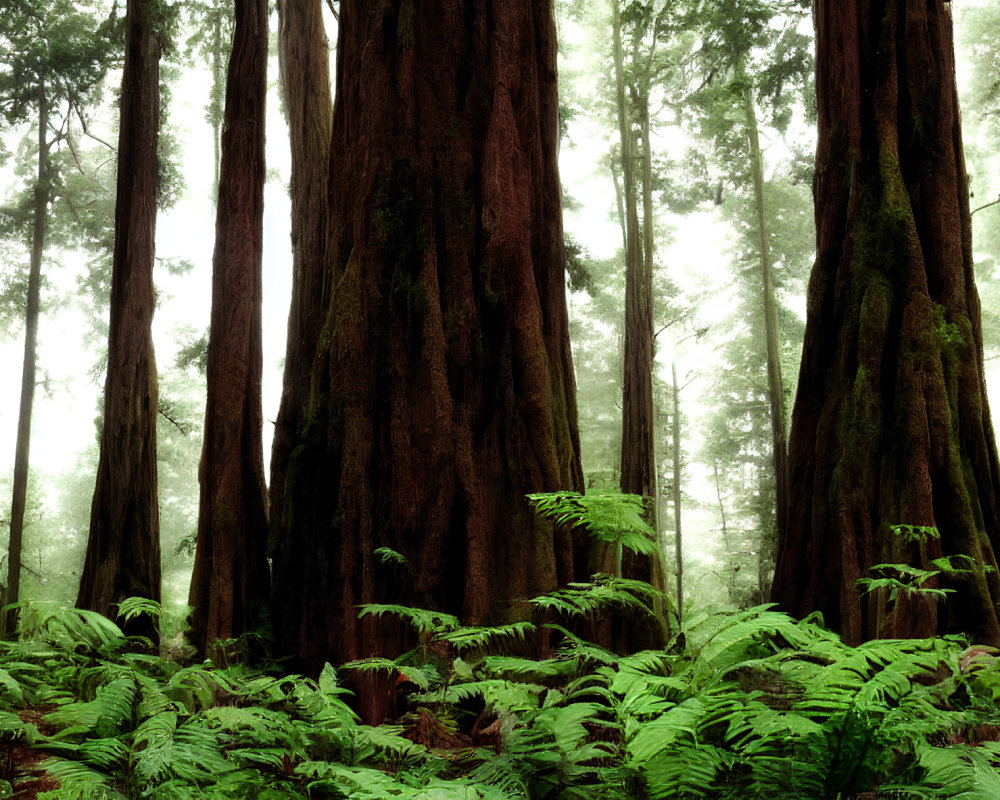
[269,0,332,561]
[78,0,161,636]
[270,0,584,677]
[3,87,49,636]
[188,0,269,657]
[772,0,1000,644]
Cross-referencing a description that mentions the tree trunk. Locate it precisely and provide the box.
[78,0,162,638]
[269,0,332,568]
[742,75,789,556]
[208,2,226,201]
[613,0,656,582]
[672,362,683,622]
[188,0,270,658]
[269,0,584,683]
[772,0,1000,644]
[3,88,49,636]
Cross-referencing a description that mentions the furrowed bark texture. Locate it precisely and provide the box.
[269,0,333,554]
[78,0,162,633]
[270,0,584,675]
[188,0,270,656]
[772,0,1000,644]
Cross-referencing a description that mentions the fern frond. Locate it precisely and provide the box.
[114,597,162,626]
[133,710,178,783]
[528,490,655,557]
[641,743,731,800]
[357,604,459,637]
[546,625,617,669]
[437,621,537,654]
[627,696,705,763]
[374,546,409,567]
[36,757,126,799]
[169,719,236,784]
[480,655,572,682]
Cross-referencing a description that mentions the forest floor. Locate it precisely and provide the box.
[4,710,58,798]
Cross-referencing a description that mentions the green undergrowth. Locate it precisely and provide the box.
[0,588,999,799]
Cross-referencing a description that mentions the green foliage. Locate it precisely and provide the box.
[856,564,954,603]
[0,597,995,798]
[529,490,658,558]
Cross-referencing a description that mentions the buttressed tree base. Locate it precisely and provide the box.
[269,1,585,680]
[772,0,1000,644]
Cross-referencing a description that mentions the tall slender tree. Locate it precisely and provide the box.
[269,0,333,558]
[77,0,163,635]
[187,0,269,657]
[772,0,1000,643]
[270,0,584,680]
[612,0,657,568]
[0,0,119,633]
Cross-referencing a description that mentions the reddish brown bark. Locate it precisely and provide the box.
[77,0,162,635]
[270,0,584,679]
[188,0,270,657]
[269,0,333,553]
[772,0,1000,644]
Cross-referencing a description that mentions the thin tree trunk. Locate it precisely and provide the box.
[78,0,162,638]
[613,0,656,582]
[3,88,49,637]
[672,362,683,622]
[713,459,730,552]
[209,5,224,201]
[773,0,1000,644]
[742,73,789,552]
[610,153,627,256]
[269,0,333,574]
[188,0,270,658]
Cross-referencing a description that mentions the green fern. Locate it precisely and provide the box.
[528,489,658,558]
[357,603,460,637]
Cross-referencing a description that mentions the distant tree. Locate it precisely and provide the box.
[955,1,1000,355]
[183,0,233,200]
[686,0,812,567]
[772,0,1000,643]
[270,1,584,700]
[0,0,119,633]
[187,0,270,657]
[77,0,165,637]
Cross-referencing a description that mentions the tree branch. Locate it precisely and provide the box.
[972,195,1000,216]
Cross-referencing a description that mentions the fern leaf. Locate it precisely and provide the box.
[134,710,178,783]
[438,621,537,654]
[36,757,126,799]
[357,604,459,636]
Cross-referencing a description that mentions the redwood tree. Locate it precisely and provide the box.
[269,0,332,552]
[612,0,657,575]
[188,0,269,656]
[772,0,1000,644]
[78,0,162,633]
[270,0,584,675]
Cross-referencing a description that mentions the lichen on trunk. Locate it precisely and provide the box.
[772,0,1000,644]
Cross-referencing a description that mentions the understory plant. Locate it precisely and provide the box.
[2,505,1000,798]
[0,594,999,798]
